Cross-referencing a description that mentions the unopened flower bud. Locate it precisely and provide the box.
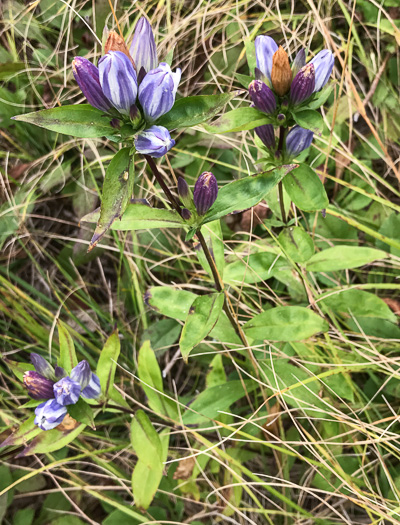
[255,124,275,149]
[81,373,101,400]
[30,353,55,379]
[286,125,314,157]
[34,399,67,431]
[129,17,158,80]
[277,113,286,123]
[72,57,112,113]
[181,208,192,220]
[70,360,91,389]
[53,377,81,406]
[271,46,292,96]
[134,125,175,158]
[23,371,55,400]
[248,80,276,114]
[178,177,192,207]
[310,50,334,92]
[193,172,218,216]
[99,51,138,115]
[110,118,120,129]
[129,104,142,127]
[290,63,315,105]
[104,30,135,67]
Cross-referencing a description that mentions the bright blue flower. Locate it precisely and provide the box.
[135,125,175,158]
[130,17,158,81]
[30,353,55,379]
[34,399,67,431]
[310,50,334,92]
[255,124,275,149]
[138,62,181,122]
[53,377,81,406]
[254,35,278,82]
[72,57,112,112]
[81,373,101,400]
[286,126,314,157]
[99,51,138,115]
[249,80,276,114]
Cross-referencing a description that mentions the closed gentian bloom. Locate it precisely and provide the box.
[193,172,218,216]
[72,57,112,112]
[99,51,138,115]
[138,63,181,122]
[134,125,175,158]
[81,373,101,400]
[130,17,157,80]
[30,353,54,379]
[310,50,334,92]
[286,125,314,157]
[290,63,315,104]
[255,35,278,81]
[53,377,81,406]
[34,399,67,431]
[292,48,306,77]
[255,124,275,149]
[249,80,276,114]
[70,360,91,389]
[23,371,55,400]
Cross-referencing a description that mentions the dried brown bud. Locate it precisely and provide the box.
[271,46,292,96]
[104,31,136,68]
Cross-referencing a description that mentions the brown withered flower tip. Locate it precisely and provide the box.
[271,46,292,97]
[104,31,136,68]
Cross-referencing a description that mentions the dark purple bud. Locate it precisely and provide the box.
[54,366,66,379]
[129,104,141,126]
[181,208,192,220]
[72,57,112,112]
[53,377,81,406]
[310,50,334,92]
[30,353,54,379]
[255,124,275,149]
[290,63,315,105]
[193,172,218,216]
[110,118,121,129]
[248,80,276,115]
[81,373,101,400]
[292,48,306,77]
[285,125,314,157]
[34,399,67,431]
[277,113,286,122]
[178,177,192,207]
[23,371,55,400]
[70,360,91,389]
[281,99,289,108]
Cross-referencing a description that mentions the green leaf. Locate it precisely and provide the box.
[17,423,86,456]
[320,289,397,322]
[96,329,120,399]
[203,165,297,224]
[308,84,334,110]
[203,107,272,133]
[235,73,253,88]
[292,109,324,135]
[244,306,328,341]
[82,202,185,234]
[306,245,387,272]
[197,220,225,278]
[156,93,233,130]
[58,321,78,372]
[283,165,328,211]
[0,416,41,449]
[224,250,284,285]
[278,226,315,263]
[180,292,225,361]
[12,104,115,138]
[67,398,95,429]
[131,410,162,462]
[89,148,134,249]
[244,39,256,73]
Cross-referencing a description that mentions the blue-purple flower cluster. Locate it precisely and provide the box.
[248,35,334,160]
[23,353,101,431]
[72,18,180,158]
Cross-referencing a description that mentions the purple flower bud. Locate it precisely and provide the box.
[181,208,192,220]
[110,118,121,129]
[129,104,142,127]
[134,125,175,158]
[34,399,67,431]
[248,80,276,114]
[70,360,91,389]
[129,17,158,79]
[255,124,275,149]
[310,50,334,92]
[255,35,278,81]
[285,125,314,157]
[277,113,286,122]
[54,366,66,379]
[290,63,315,105]
[292,48,306,77]
[81,373,101,399]
[23,371,55,400]
[178,177,192,207]
[138,63,181,122]
[72,57,112,113]
[30,353,54,379]
[193,172,218,216]
[53,377,81,406]
[99,51,138,115]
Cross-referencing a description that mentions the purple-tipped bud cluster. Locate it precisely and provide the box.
[193,172,218,216]
[23,371,55,400]
[134,125,175,158]
[249,80,276,114]
[255,124,276,149]
[290,63,315,105]
[285,126,314,157]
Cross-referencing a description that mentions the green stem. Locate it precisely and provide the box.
[277,126,287,224]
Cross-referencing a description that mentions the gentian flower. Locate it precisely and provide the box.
[290,63,315,105]
[30,353,55,379]
[249,80,276,114]
[98,51,138,115]
[130,17,158,81]
[72,57,112,112]
[270,46,292,96]
[23,371,55,400]
[255,124,276,149]
[134,125,175,158]
[310,50,334,92]
[71,360,101,399]
[138,63,181,122]
[285,126,314,157]
[193,172,218,215]
[53,377,81,406]
[254,35,278,81]
[81,374,101,399]
[34,399,68,431]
